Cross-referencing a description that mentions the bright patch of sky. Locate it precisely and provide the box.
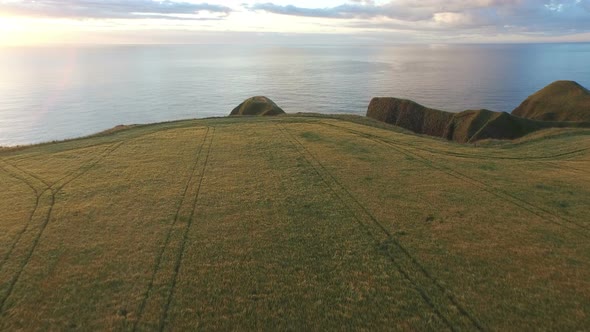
[0,0,589,45]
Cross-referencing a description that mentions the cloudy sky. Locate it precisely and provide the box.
[0,0,589,45]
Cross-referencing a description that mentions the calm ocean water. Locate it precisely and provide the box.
[1,43,589,146]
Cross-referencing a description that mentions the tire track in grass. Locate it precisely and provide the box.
[132,127,210,331]
[539,161,589,176]
[394,134,590,234]
[1,126,167,186]
[277,124,484,332]
[0,159,55,275]
[0,128,185,276]
[403,145,589,162]
[319,121,590,235]
[329,121,589,233]
[0,142,123,313]
[1,159,52,189]
[0,159,48,191]
[1,120,196,164]
[0,127,204,318]
[0,154,67,298]
[325,120,589,162]
[153,128,214,332]
[0,164,41,271]
[3,142,116,194]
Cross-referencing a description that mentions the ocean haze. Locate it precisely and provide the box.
[1,43,589,146]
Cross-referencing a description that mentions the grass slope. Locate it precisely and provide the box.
[230,96,286,116]
[1,115,590,330]
[512,80,590,122]
[368,97,590,143]
[366,98,454,138]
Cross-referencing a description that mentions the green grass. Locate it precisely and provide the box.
[230,96,286,116]
[1,114,590,330]
[512,80,590,122]
[367,95,590,143]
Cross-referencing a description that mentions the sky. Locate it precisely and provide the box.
[0,0,590,45]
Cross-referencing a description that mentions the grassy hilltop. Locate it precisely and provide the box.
[367,98,590,143]
[367,81,590,143]
[513,81,590,122]
[1,115,590,330]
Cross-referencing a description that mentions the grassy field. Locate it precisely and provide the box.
[1,115,589,330]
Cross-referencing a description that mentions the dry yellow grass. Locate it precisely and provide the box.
[1,115,589,330]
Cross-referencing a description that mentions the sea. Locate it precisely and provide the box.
[1,43,589,146]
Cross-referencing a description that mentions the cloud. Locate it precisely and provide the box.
[247,0,590,33]
[247,2,431,21]
[0,0,232,20]
[349,0,375,5]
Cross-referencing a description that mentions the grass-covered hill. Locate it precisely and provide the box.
[512,81,590,122]
[230,96,286,116]
[445,109,585,142]
[365,98,454,138]
[1,115,590,330]
[367,97,589,143]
